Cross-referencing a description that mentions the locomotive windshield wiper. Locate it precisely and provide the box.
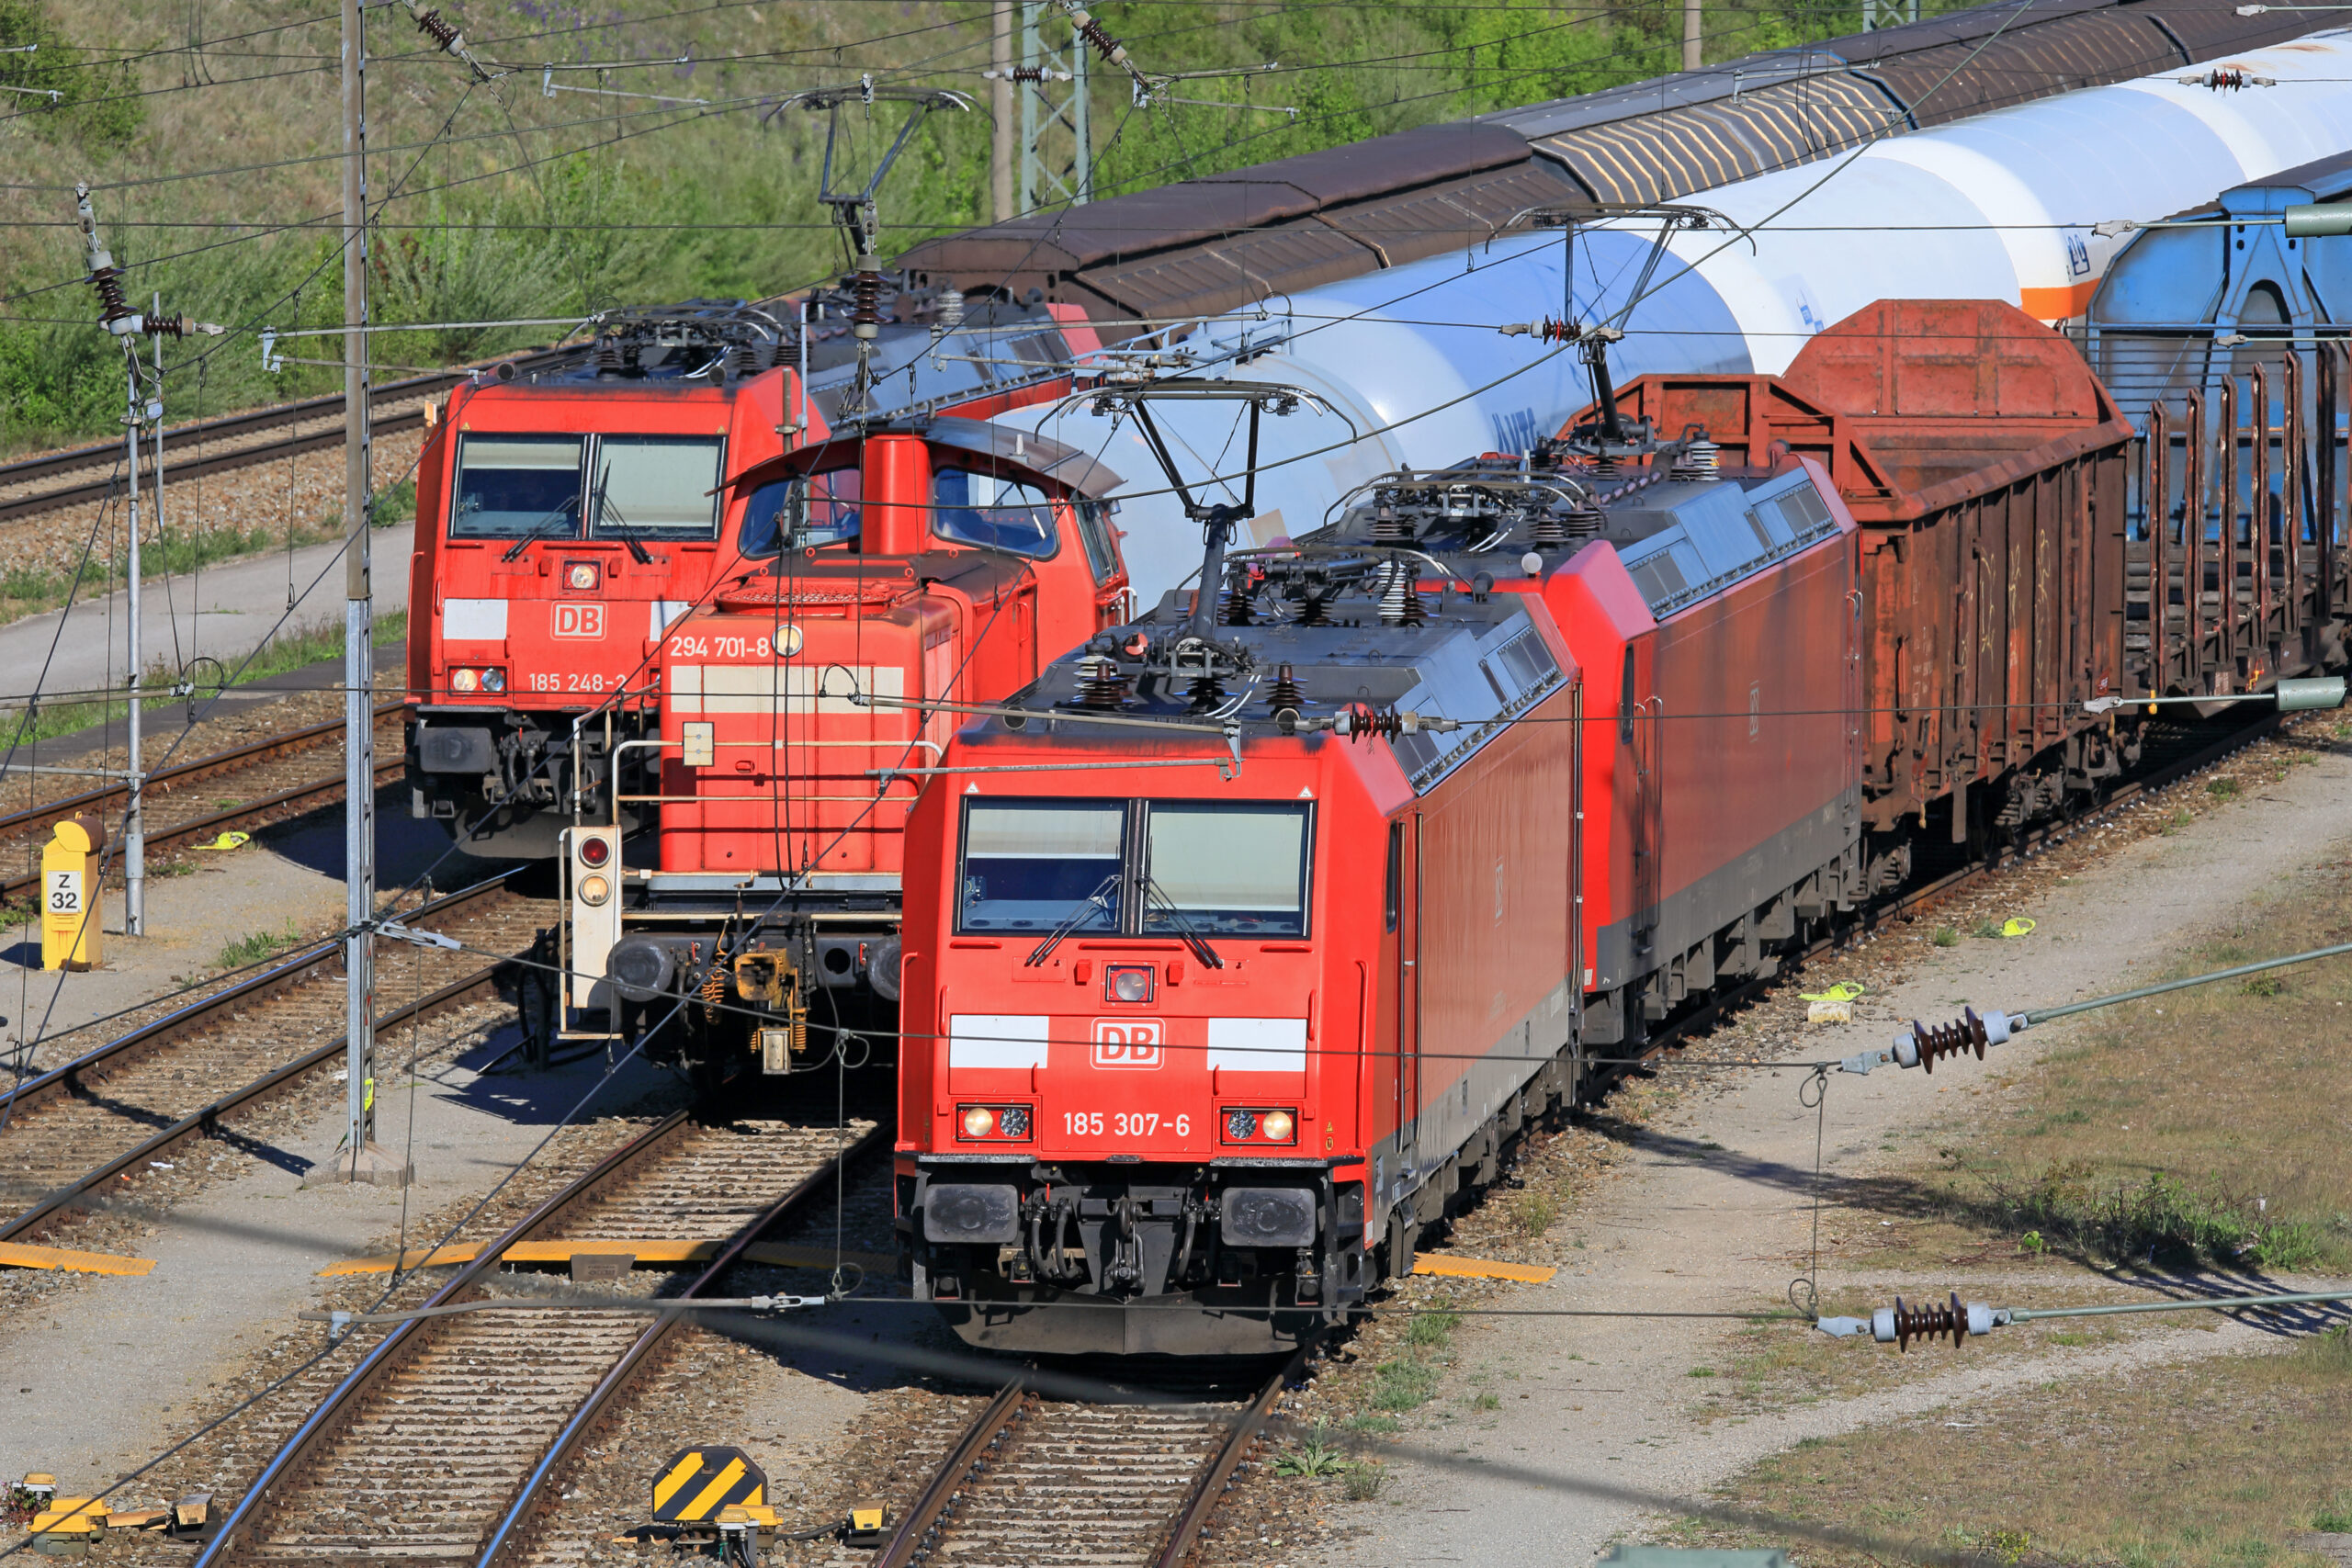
[1024,874,1120,967]
[590,463,656,563]
[498,495,582,561]
[1143,877,1225,970]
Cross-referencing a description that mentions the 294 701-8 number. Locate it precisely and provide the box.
[1062,1111,1189,1138]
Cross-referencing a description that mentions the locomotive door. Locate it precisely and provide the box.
[1387,815,1422,1167]
[1624,647,1663,956]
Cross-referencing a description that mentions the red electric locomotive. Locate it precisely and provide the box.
[894,442,1864,1354]
[558,416,1130,1074]
[406,295,1100,857]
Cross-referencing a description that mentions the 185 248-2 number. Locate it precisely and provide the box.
[1061,1111,1190,1137]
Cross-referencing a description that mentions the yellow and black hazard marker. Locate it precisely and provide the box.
[650,1447,767,1525]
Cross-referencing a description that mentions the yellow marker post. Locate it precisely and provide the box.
[40,815,104,972]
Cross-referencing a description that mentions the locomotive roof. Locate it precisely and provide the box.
[1317,458,1844,620]
[988,582,1566,795]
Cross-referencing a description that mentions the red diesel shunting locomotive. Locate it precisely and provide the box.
[893,442,1863,1355]
[405,296,1100,858]
[560,417,1130,1076]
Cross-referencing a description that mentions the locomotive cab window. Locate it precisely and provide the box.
[740,468,862,557]
[933,468,1057,558]
[588,435,723,538]
[1143,803,1311,938]
[958,800,1125,931]
[449,433,723,542]
[450,434,583,539]
[1076,500,1121,584]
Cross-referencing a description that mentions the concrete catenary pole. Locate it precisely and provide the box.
[991,1,1015,222]
[326,0,407,1187]
[1683,0,1702,71]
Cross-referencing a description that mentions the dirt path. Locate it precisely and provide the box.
[1323,734,2352,1564]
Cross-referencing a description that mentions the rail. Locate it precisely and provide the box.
[0,871,521,1245]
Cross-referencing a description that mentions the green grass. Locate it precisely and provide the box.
[215,919,304,969]
[0,0,1994,454]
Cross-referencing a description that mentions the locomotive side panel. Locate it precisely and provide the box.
[1400,689,1579,1199]
[1643,516,1860,973]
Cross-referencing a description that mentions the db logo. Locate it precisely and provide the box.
[1091,1018,1164,1069]
[552,603,605,639]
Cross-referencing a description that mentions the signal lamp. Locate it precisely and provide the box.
[564,560,600,592]
[447,666,505,695]
[450,667,478,694]
[481,667,505,694]
[1222,1106,1299,1145]
[578,836,612,868]
[1106,964,1155,1004]
[577,873,611,907]
[956,1104,1033,1142]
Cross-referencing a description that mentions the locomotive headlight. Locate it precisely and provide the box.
[480,667,506,694]
[955,1104,1034,1142]
[1225,1108,1259,1142]
[1106,964,1155,1004]
[450,667,479,694]
[1260,1110,1295,1144]
[1222,1106,1298,1145]
[564,559,600,592]
[576,873,611,907]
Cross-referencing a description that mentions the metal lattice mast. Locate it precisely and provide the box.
[1018,3,1090,215]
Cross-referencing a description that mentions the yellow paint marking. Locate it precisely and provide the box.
[650,1453,707,1513]
[678,1458,749,1521]
[1413,1252,1556,1283]
[0,1241,157,1275]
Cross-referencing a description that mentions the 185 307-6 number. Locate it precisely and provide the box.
[1061,1111,1190,1138]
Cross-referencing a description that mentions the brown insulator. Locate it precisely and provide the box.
[413,7,464,50]
[594,335,624,374]
[727,338,763,378]
[1221,584,1254,626]
[1566,502,1605,542]
[1073,657,1129,711]
[1888,1292,1971,1352]
[87,265,130,327]
[851,260,882,343]
[1906,1009,1991,1074]
[1296,592,1332,627]
[1531,510,1570,547]
[1268,663,1303,711]
[1186,672,1226,711]
[1371,503,1411,545]
[1670,436,1722,479]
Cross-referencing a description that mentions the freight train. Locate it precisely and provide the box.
[403,294,1101,857]
[886,299,2350,1354]
[901,16,2352,604]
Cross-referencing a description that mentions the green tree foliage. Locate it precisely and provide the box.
[0,0,144,147]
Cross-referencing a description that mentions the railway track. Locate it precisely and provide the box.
[0,702,406,901]
[873,1347,1307,1568]
[195,1111,883,1568]
[0,871,552,1245]
[0,352,575,525]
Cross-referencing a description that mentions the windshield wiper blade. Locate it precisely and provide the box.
[1024,874,1119,967]
[499,495,581,561]
[1144,877,1225,969]
[591,464,655,563]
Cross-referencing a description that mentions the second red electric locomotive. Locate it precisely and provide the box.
[895,444,1863,1353]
